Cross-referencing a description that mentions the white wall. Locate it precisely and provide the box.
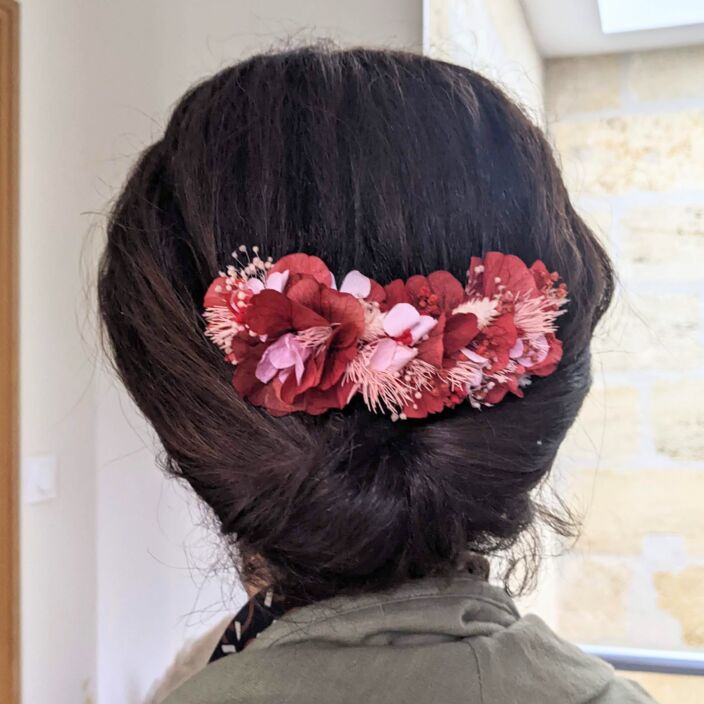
[19,2,421,703]
[425,0,544,120]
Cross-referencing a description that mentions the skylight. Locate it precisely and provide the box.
[598,0,704,34]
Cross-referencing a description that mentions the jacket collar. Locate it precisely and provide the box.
[247,572,519,650]
[164,572,622,704]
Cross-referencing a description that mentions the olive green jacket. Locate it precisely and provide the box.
[164,574,657,704]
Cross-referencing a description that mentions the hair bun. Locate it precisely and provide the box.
[99,47,613,603]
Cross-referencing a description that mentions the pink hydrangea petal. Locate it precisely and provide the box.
[294,347,312,384]
[461,348,488,364]
[410,315,437,343]
[387,344,418,372]
[256,333,311,384]
[268,341,299,368]
[246,278,265,294]
[369,338,418,373]
[265,270,289,293]
[383,303,420,337]
[255,354,278,383]
[368,338,396,371]
[465,367,483,387]
[518,333,549,367]
[509,339,524,359]
[340,270,372,299]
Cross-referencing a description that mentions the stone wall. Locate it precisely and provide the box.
[544,46,704,663]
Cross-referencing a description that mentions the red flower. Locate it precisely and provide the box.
[244,361,356,416]
[472,313,517,373]
[530,259,567,301]
[268,253,335,288]
[401,373,469,419]
[384,271,465,316]
[525,333,563,377]
[237,276,364,414]
[203,275,250,324]
[467,252,541,301]
[442,313,480,360]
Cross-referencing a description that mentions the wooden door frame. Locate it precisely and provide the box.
[0,1,19,702]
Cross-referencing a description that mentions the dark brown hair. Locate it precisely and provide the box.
[98,46,613,603]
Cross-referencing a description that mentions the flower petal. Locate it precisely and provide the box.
[367,338,396,371]
[340,270,372,298]
[383,279,410,308]
[246,278,265,294]
[468,252,538,299]
[443,313,479,356]
[255,355,278,384]
[265,270,289,293]
[203,276,230,308]
[268,253,333,287]
[383,303,420,337]
[368,338,418,373]
[319,288,365,335]
[416,314,445,367]
[286,277,321,308]
[517,333,549,367]
[266,335,299,368]
[427,270,465,312]
[302,380,356,415]
[509,338,524,359]
[461,348,488,364]
[410,315,437,343]
[246,290,292,337]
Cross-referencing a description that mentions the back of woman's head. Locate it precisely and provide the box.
[99,46,613,603]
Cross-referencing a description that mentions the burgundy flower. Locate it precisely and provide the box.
[239,276,364,414]
[467,252,541,301]
[384,270,465,316]
[268,253,335,288]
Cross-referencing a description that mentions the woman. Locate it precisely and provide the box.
[99,47,656,703]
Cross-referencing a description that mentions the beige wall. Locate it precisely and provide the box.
[546,45,704,653]
[19,2,421,703]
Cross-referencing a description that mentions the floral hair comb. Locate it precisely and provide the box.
[203,248,567,420]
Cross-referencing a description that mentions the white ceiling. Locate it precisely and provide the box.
[521,0,704,58]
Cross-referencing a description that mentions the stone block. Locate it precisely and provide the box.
[652,380,704,461]
[621,203,704,283]
[576,201,614,250]
[559,385,640,468]
[626,672,704,704]
[556,556,631,643]
[569,469,704,556]
[592,293,703,373]
[546,54,623,117]
[629,45,704,103]
[655,566,704,646]
[550,110,704,195]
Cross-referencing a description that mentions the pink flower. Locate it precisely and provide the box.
[368,338,418,373]
[459,348,489,387]
[255,333,311,384]
[383,303,437,344]
[339,270,372,298]
[513,334,549,368]
[245,269,290,295]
